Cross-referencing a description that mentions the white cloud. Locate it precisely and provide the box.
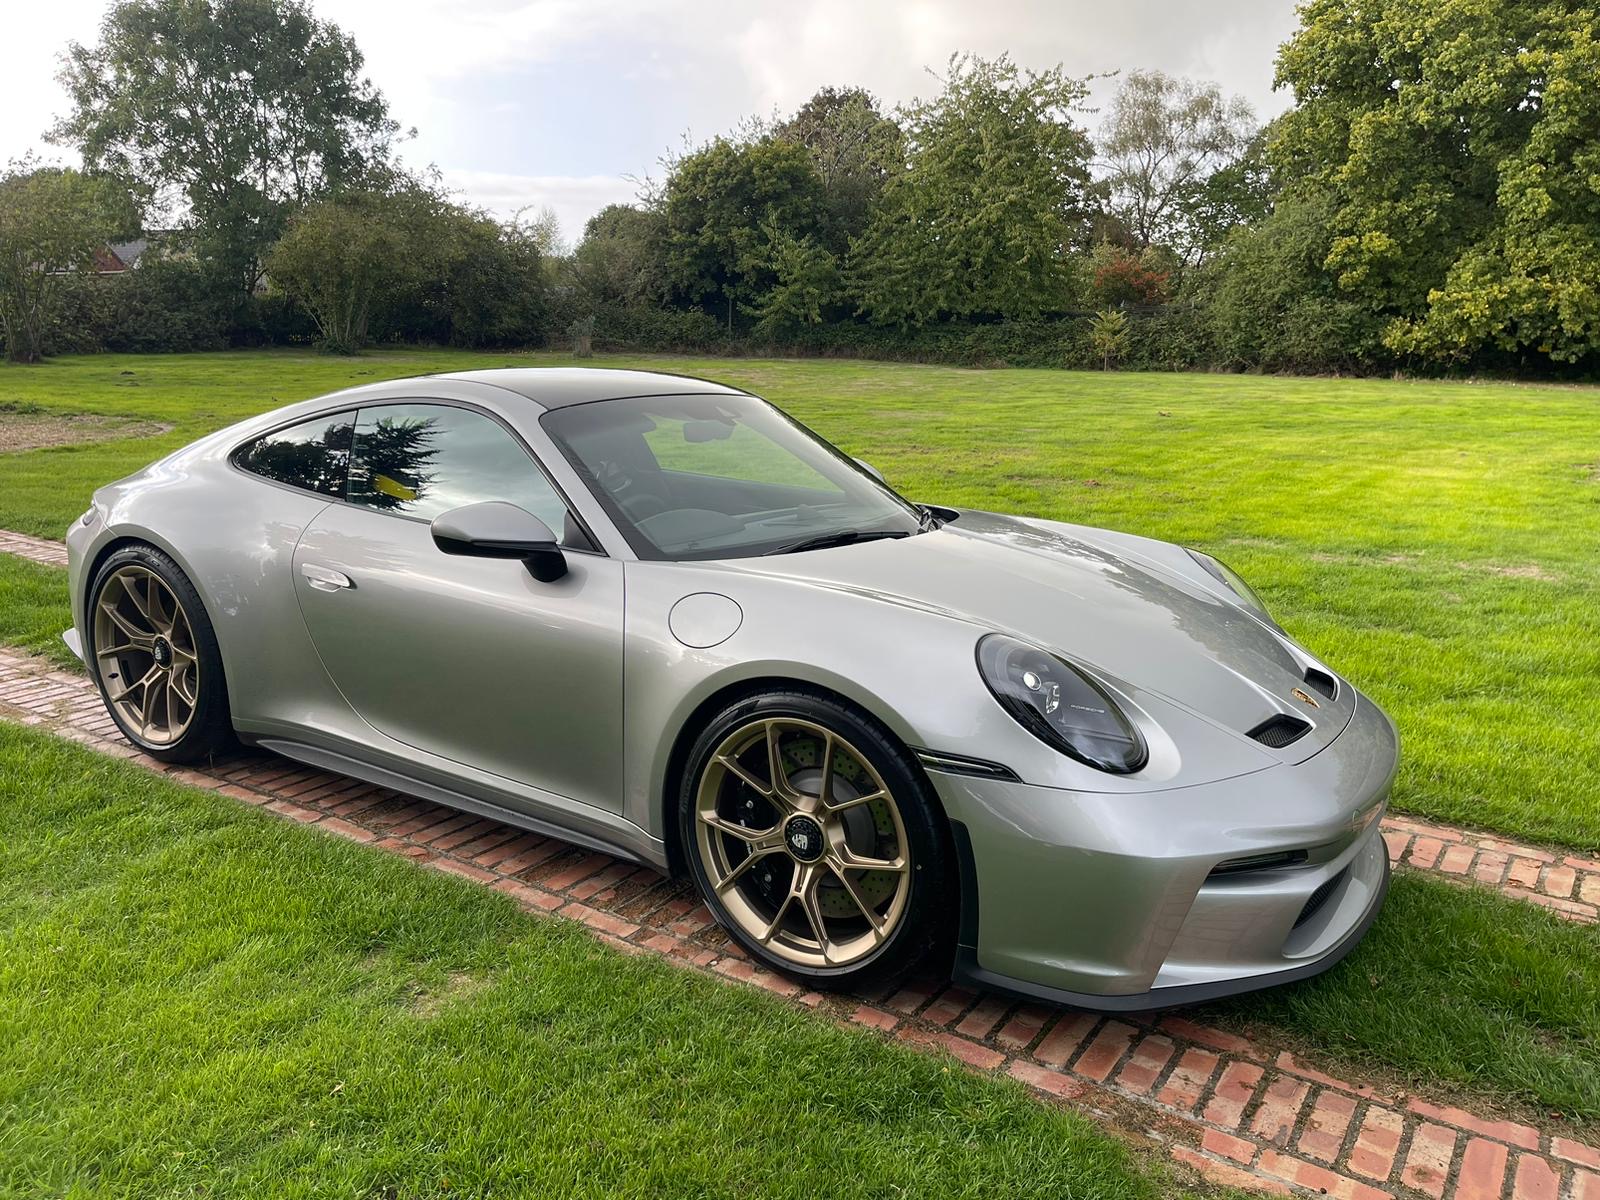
[439,168,637,237]
[8,0,1301,232]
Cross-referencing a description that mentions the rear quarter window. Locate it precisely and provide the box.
[233,411,355,498]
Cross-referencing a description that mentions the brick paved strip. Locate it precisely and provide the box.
[0,529,69,568]
[3,636,1600,1197]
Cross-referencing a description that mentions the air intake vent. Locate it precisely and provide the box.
[1303,667,1338,701]
[1248,713,1312,748]
[1294,869,1347,928]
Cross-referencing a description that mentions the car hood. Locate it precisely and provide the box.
[727,509,1352,761]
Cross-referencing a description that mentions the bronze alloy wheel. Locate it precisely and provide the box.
[93,564,201,747]
[693,717,912,969]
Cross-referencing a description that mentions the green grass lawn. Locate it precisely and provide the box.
[0,723,1192,1200]
[3,348,1597,850]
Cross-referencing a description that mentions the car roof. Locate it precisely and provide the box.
[432,368,749,410]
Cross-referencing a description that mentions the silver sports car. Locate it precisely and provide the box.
[64,368,1396,1009]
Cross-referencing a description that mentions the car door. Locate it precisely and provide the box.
[291,400,624,812]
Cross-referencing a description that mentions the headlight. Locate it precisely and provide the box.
[1185,549,1280,629]
[976,634,1147,773]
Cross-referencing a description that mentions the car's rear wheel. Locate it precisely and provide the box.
[88,545,234,764]
[679,691,951,990]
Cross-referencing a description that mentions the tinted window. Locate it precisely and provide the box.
[346,403,574,539]
[234,411,354,497]
[542,394,921,560]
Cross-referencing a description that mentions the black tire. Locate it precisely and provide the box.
[86,544,235,764]
[678,689,953,992]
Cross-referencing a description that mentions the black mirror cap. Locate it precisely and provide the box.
[431,501,568,581]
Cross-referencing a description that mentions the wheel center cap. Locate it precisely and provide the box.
[783,814,826,863]
[151,637,172,670]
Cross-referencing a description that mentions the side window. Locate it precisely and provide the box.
[233,411,354,497]
[346,403,578,542]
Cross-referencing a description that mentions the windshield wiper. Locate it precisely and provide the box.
[763,529,911,556]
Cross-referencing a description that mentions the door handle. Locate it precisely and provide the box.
[301,563,354,592]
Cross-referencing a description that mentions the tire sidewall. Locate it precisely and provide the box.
[86,544,231,763]
[678,690,951,989]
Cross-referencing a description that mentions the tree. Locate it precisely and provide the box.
[745,219,842,339]
[0,163,134,363]
[661,137,830,329]
[1098,69,1257,262]
[848,55,1095,326]
[1203,193,1381,373]
[266,190,429,353]
[56,0,399,301]
[1274,0,1600,364]
[774,87,904,242]
[572,204,666,309]
[1087,242,1172,308]
[1088,309,1130,370]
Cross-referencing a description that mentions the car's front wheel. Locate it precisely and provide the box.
[679,691,952,990]
[87,544,234,764]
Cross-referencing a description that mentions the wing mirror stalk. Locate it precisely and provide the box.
[431,501,568,582]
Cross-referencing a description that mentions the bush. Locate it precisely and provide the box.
[41,259,231,355]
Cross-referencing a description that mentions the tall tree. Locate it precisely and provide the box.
[1275,0,1600,364]
[55,0,399,300]
[0,163,134,363]
[572,204,666,309]
[661,137,830,329]
[774,87,904,242]
[848,55,1094,326]
[1098,69,1257,262]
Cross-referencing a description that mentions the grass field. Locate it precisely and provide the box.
[0,723,1194,1200]
[2,348,1597,850]
[5,350,1600,1172]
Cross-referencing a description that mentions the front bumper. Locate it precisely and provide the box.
[928,691,1398,1010]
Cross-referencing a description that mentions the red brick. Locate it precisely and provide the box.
[1405,1098,1541,1150]
[1527,892,1598,921]
[1033,1012,1097,1067]
[264,798,320,823]
[541,852,614,891]
[1553,1138,1600,1171]
[1202,1060,1264,1129]
[1506,856,1544,889]
[1157,1047,1220,1112]
[1007,1059,1089,1100]
[896,1026,1004,1071]
[1472,850,1509,884]
[1248,1075,1309,1147]
[1256,1149,1394,1199]
[317,816,376,844]
[1275,1051,1394,1100]
[1170,1146,1292,1196]
[1408,836,1444,868]
[489,878,562,911]
[1400,1122,1456,1199]
[884,979,938,1014]
[993,1004,1052,1051]
[1544,864,1578,897]
[1347,1105,1404,1181]
[1382,829,1409,863]
[1159,1016,1259,1056]
[426,857,497,884]
[1298,1089,1357,1163]
[1114,1034,1175,1095]
[850,1005,898,1032]
[1574,1169,1600,1200]
[1582,875,1600,906]
[1201,1128,1257,1164]
[1074,1020,1137,1083]
[559,900,640,940]
[1454,1138,1508,1200]
[1438,843,1476,874]
[1512,1154,1561,1200]
[954,994,1011,1040]
[920,987,974,1027]
[495,838,567,877]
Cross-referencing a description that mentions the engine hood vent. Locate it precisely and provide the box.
[1249,713,1312,749]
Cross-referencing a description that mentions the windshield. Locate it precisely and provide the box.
[540,393,923,560]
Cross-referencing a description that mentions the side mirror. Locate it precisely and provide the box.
[853,457,885,483]
[431,501,568,582]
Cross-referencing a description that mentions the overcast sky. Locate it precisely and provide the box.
[6,0,1301,241]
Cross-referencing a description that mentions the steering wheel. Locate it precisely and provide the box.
[596,459,669,521]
